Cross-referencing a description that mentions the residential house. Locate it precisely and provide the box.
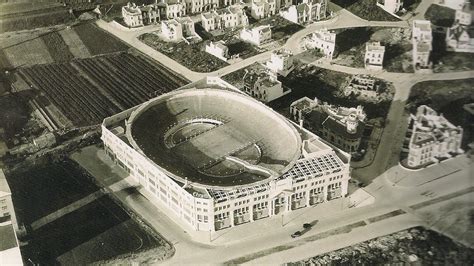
[276,0,292,9]
[290,97,367,152]
[161,19,183,41]
[201,11,221,31]
[279,5,298,24]
[185,0,218,14]
[265,49,295,76]
[306,0,327,21]
[201,5,248,31]
[240,25,272,46]
[435,0,469,10]
[139,4,161,24]
[122,3,144,27]
[205,41,229,61]
[407,105,463,167]
[376,0,404,14]
[280,0,326,24]
[296,3,312,24]
[157,0,186,19]
[455,9,472,25]
[243,70,290,102]
[306,28,336,59]
[177,16,196,38]
[218,5,248,29]
[446,23,474,52]
[221,0,240,6]
[251,0,277,20]
[364,41,385,70]
[412,20,433,69]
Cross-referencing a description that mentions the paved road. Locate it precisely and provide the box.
[92,3,474,264]
[72,145,472,265]
[96,9,409,82]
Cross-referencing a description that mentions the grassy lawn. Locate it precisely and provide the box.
[330,0,400,21]
[73,22,130,56]
[425,4,455,27]
[407,78,474,146]
[333,27,413,72]
[139,33,229,72]
[7,159,166,265]
[290,227,474,265]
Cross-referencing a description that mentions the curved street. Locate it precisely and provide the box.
[93,2,474,264]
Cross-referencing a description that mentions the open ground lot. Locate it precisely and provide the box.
[424,4,456,27]
[289,226,474,265]
[0,91,44,148]
[431,33,474,72]
[406,78,474,147]
[333,27,413,72]
[277,64,392,121]
[139,33,229,72]
[139,15,303,72]
[6,159,168,265]
[223,62,393,124]
[249,16,304,44]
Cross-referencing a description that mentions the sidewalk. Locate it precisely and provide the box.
[385,155,471,188]
[246,213,422,265]
[70,145,385,248]
[71,144,473,264]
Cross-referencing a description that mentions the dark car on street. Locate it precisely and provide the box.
[291,231,302,238]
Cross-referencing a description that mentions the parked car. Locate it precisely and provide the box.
[291,231,302,238]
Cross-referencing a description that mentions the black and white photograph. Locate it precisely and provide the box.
[0,0,472,265]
